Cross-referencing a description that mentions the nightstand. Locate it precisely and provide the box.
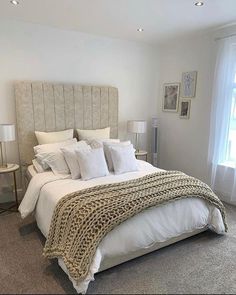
[135,150,148,162]
[0,164,19,214]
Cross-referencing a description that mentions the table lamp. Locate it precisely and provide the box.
[127,120,147,152]
[0,124,15,168]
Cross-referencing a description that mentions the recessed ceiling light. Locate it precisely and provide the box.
[137,28,144,32]
[195,1,204,6]
[10,0,19,5]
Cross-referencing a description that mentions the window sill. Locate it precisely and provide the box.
[218,161,236,169]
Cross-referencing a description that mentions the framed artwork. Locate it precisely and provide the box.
[163,83,180,112]
[181,71,197,98]
[179,99,191,119]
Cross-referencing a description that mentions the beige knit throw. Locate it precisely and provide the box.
[43,171,227,283]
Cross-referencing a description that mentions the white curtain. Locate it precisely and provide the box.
[208,36,236,205]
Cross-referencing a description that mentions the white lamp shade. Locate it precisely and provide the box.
[127,120,147,134]
[0,124,15,142]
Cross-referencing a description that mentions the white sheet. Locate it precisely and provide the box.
[26,164,38,180]
[19,160,226,294]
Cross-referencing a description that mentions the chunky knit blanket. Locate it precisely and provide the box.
[43,171,227,283]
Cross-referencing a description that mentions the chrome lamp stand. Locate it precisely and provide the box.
[0,142,7,168]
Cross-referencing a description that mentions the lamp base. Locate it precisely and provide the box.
[0,163,13,169]
[0,142,8,169]
[0,164,8,169]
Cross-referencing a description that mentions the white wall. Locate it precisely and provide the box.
[0,20,158,200]
[157,33,216,184]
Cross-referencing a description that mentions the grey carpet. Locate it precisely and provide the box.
[0,203,236,294]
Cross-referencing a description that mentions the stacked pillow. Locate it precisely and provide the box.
[103,140,131,171]
[74,139,138,178]
[32,127,139,180]
[109,144,138,174]
[76,127,110,141]
[76,147,109,180]
[35,129,74,145]
[61,141,91,179]
[33,138,77,173]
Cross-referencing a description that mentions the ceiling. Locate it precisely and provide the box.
[1,0,236,43]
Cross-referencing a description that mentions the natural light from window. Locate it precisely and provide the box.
[226,72,236,163]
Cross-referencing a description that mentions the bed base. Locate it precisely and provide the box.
[58,227,207,278]
[98,227,207,272]
[98,227,208,272]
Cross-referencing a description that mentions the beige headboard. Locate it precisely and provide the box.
[15,81,118,167]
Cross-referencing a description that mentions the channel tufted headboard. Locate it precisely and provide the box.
[15,81,118,167]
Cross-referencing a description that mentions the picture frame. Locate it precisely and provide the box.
[179,99,191,119]
[181,71,197,98]
[162,83,180,112]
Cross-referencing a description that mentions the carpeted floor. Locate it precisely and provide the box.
[0,203,236,294]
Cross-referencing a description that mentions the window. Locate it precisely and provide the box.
[226,73,236,162]
[209,38,236,202]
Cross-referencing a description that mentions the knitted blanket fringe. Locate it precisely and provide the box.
[43,171,227,283]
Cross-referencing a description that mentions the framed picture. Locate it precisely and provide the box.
[181,71,197,98]
[179,99,191,119]
[163,83,180,112]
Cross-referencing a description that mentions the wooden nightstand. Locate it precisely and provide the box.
[0,164,19,214]
[135,150,148,162]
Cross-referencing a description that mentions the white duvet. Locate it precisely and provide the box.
[19,160,226,294]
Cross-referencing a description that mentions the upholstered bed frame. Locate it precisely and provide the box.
[14,80,207,278]
[15,81,118,169]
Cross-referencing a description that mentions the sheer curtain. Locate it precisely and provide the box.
[208,36,236,205]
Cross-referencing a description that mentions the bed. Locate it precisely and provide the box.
[15,81,226,294]
[25,164,37,185]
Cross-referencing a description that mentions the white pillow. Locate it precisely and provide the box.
[76,127,110,141]
[61,141,91,180]
[35,153,51,170]
[34,138,77,155]
[110,144,138,175]
[32,158,45,173]
[76,148,109,180]
[35,129,74,145]
[104,141,131,171]
[34,138,77,170]
[43,152,70,176]
[89,138,120,149]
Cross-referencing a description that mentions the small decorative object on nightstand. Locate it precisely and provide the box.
[135,150,148,162]
[0,164,19,213]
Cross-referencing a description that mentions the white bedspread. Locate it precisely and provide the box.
[19,160,225,294]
